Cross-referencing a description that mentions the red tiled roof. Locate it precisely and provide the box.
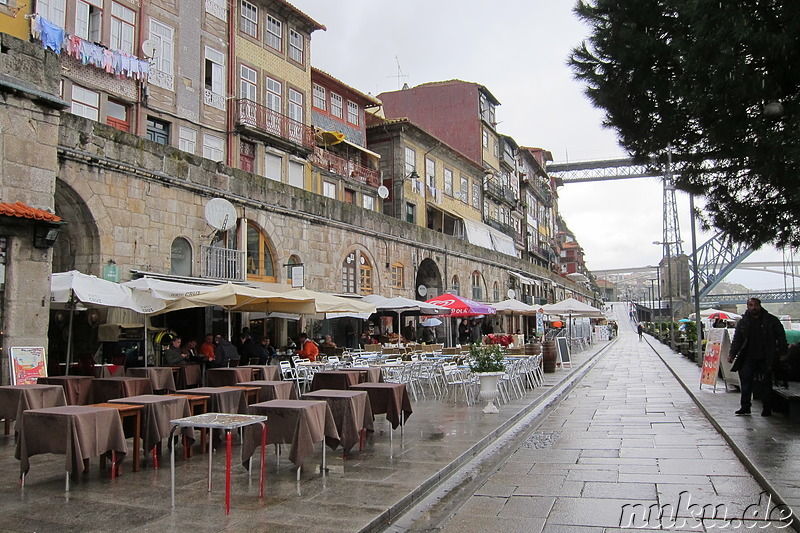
[0,202,61,222]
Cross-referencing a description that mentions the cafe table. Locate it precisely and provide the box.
[176,387,248,415]
[92,377,153,403]
[169,413,268,515]
[92,364,126,378]
[90,402,144,472]
[16,405,128,490]
[350,383,413,437]
[0,384,67,434]
[126,367,177,393]
[239,380,297,401]
[301,389,373,454]
[177,364,203,389]
[348,366,384,383]
[37,375,95,405]
[309,370,362,391]
[108,395,192,468]
[205,367,254,387]
[238,365,280,381]
[245,399,339,479]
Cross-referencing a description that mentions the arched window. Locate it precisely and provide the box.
[451,275,460,296]
[493,281,500,302]
[170,237,192,276]
[342,250,373,295]
[471,271,483,301]
[287,254,302,286]
[342,252,357,294]
[246,222,276,281]
[390,262,404,289]
[359,254,373,295]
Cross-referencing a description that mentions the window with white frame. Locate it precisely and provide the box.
[459,176,469,202]
[472,181,481,208]
[110,2,135,54]
[493,139,499,157]
[404,147,416,176]
[240,64,257,101]
[362,195,375,211]
[482,129,489,148]
[204,46,225,95]
[179,126,196,154]
[312,83,326,110]
[323,181,336,199]
[330,92,343,118]
[149,20,174,76]
[265,152,282,181]
[36,0,66,28]
[288,88,303,123]
[240,0,258,38]
[203,133,224,161]
[265,77,281,112]
[347,100,359,125]
[425,158,435,188]
[75,0,102,42]
[70,85,99,121]
[444,168,453,196]
[288,160,304,188]
[265,14,282,51]
[288,28,303,64]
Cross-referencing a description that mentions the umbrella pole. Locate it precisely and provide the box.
[143,313,149,368]
[65,291,75,376]
[228,310,232,340]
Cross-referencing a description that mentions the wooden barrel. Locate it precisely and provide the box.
[524,341,541,356]
[542,340,557,373]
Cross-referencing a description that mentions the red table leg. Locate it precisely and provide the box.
[259,422,267,498]
[225,430,232,515]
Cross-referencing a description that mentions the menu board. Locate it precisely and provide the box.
[9,346,47,385]
[701,328,730,389]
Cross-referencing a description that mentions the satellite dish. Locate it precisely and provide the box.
[417,285,428,297]
[507,289,516,299]
[377,185,389,199]
[204,198,237,231]
[141,39,160,59]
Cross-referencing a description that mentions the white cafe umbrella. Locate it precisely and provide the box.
[421,317,443,327]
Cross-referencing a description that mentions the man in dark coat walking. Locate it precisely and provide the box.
[728,297,787,417]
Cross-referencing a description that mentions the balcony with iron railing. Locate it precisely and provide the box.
[234,99,315,150]
[484,180,517,207]
[487,218,517,239]
[200,245,245,281]
[309,148,380,187]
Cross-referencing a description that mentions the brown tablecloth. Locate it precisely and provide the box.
[349,367,384,383]
[0,385,67,432]
[350,383,413,430]
[176,387,248,414]
[239,380,297,401]
[92,377,153,403]
[109,395,191,453]
[16,405,128,475]
[246,400,339,467]
[126,367,177,393]
[205,368,255,387]
[179,365,203,388]
[37,376,95,405]
[92,364,126,378]
[302,390,373,453]
[239,365,280,381]
[310,371,361,391]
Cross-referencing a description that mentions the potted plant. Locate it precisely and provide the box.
[468,343,506,414]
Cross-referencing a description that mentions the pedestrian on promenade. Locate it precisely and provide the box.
[728,297,788,417]
[637,323,643,341]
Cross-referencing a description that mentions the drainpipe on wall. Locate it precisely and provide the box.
[135,0,149,136]
[226,0,236,167]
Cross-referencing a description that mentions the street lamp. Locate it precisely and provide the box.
[653,239,682,349]
[649,278,657,321]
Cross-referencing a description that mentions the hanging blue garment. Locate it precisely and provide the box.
[39,17,65,54]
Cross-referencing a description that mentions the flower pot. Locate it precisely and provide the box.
[476,371,504,414]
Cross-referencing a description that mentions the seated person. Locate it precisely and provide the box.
[295,332,319,362]
[258,336,278,365]
[163,336,188,366]
[214,335,240,367]
[320,335,337,348]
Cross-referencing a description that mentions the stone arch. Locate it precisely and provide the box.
[245,220,278,282]
[53,178,103,274]
[341,244,378,295]
[415,257,442,300]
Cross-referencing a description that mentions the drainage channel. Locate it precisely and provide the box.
[376,339,616,532]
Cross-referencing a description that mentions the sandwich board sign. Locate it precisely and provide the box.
[9,346,47,385]
[700,328,731,392]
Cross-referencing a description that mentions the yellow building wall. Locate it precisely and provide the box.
[0,5,32,40]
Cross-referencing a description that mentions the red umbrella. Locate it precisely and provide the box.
[707,312,732,320]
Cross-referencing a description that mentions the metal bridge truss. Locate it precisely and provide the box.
[548,157,753,297]
[701,290,800,305]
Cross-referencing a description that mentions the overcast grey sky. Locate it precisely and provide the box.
[291,0,792,290]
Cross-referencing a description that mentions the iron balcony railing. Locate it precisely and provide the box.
[310,148,380,187]
[235,99,315,150]
[484,180,517,206]
[200,245,245,281]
